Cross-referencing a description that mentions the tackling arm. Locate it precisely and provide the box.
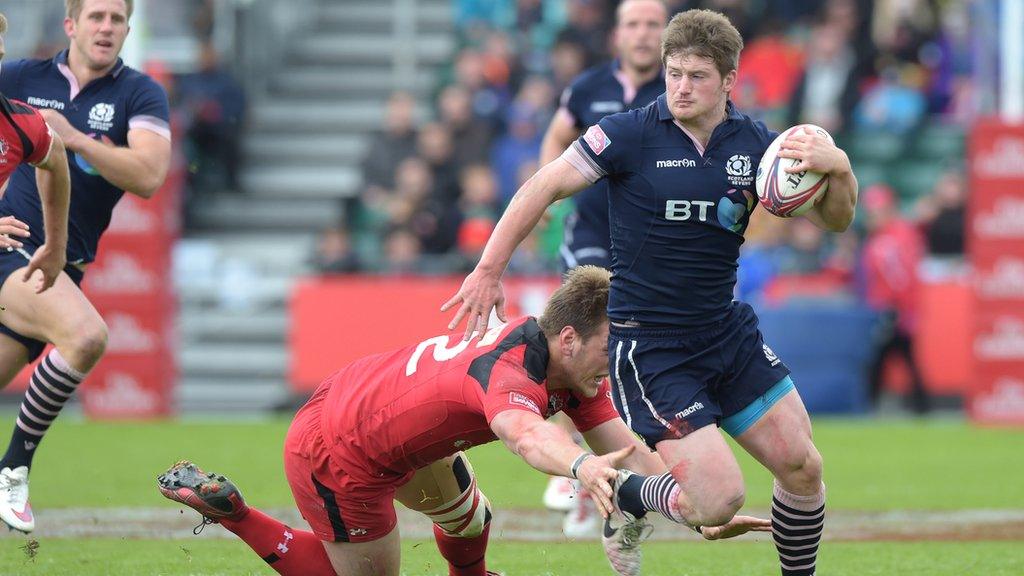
[582,419,665,475]
[490,409,634,516]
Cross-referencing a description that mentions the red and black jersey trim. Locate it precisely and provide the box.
[0,93,37,161]
[468,318,549,390]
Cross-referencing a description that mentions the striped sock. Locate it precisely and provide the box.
[0,350,87,471]
[639,472,686,524]
[772,481,825,576]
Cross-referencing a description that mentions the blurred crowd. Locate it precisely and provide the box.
[316,0,971,279]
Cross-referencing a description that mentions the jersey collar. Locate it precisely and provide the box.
[54,49,126,79]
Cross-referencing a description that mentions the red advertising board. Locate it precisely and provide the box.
[968,120,1024,425]
[289,276,560,392]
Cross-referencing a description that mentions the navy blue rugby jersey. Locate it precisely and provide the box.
[563,95,778,326]
[559,60,664,265]
[0,50,170,264]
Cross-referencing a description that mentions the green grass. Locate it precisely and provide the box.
[0,539,1021,576]
[20,417,1024,511]
[0,417,1019,574]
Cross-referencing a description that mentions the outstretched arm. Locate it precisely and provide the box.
[582,419,665,475]
[442,157,591,339]
[490,409,634,517]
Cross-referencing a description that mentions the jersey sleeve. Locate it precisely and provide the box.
[22,108,54,166]
[481,359,550,424]
[562,110,642,184]
[563,379,620,433]
[126,76,171,141]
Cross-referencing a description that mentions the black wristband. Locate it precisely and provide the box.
[569,452,593,479]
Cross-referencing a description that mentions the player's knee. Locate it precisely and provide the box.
[72,319,108,363]
[427,487,492,538]
[692,486,744,527]
[779,442,823,492]
[424,454,492,538]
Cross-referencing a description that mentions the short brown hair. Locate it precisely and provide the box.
[66,0,134,21]
[661,9,743,78]
[538,266,610,341]
[0,13,7,35]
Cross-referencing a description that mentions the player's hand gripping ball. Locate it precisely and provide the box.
[755,124,834,217]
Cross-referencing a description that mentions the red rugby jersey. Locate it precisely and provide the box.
[319,316,619,473]
[0,94,53,185]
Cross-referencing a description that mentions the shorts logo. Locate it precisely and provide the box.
[726,154,753,187]
[583,125,611,155]
[88,103,115,131]
[509,391,541,414]
[348,527,368,537]
[277,529,294,554]
[453,439,473,449]
[674,401,704,420]
[763,343,780,366]
[0,138,8,165]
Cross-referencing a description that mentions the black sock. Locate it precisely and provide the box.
[614,472,648,518]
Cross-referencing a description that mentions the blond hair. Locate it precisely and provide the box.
[66,0,134,21]
[661,9,743,78]
[538,266,610,341]
[0,12,7,35]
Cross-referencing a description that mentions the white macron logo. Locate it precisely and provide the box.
[657,159,696,168]
[675,401,704,420]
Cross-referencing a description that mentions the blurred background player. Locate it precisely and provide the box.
[445,10,858,576]
[0,0,170,532]
[860,183,932,414]
[537,0,667,535]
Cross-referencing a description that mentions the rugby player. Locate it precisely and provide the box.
[0,0,171,532]
[444,10,858,576]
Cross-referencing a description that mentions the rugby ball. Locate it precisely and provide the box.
[755,124,834,217]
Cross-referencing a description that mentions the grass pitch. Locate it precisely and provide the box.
[0,416,1019,575]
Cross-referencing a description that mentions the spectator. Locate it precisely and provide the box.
[177,40,246,194]
[312,226,361,274]
[361,91,419,191]
[853,62,928,134]
[557,0,611,65]
[381,227,425,274]
[786,21,861,135]
[455,165,500,262]
[438,85,493,168]
[860,184,931,414]
[916,168,966,256]
[491,102,544,204]
[416,122,462,204]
